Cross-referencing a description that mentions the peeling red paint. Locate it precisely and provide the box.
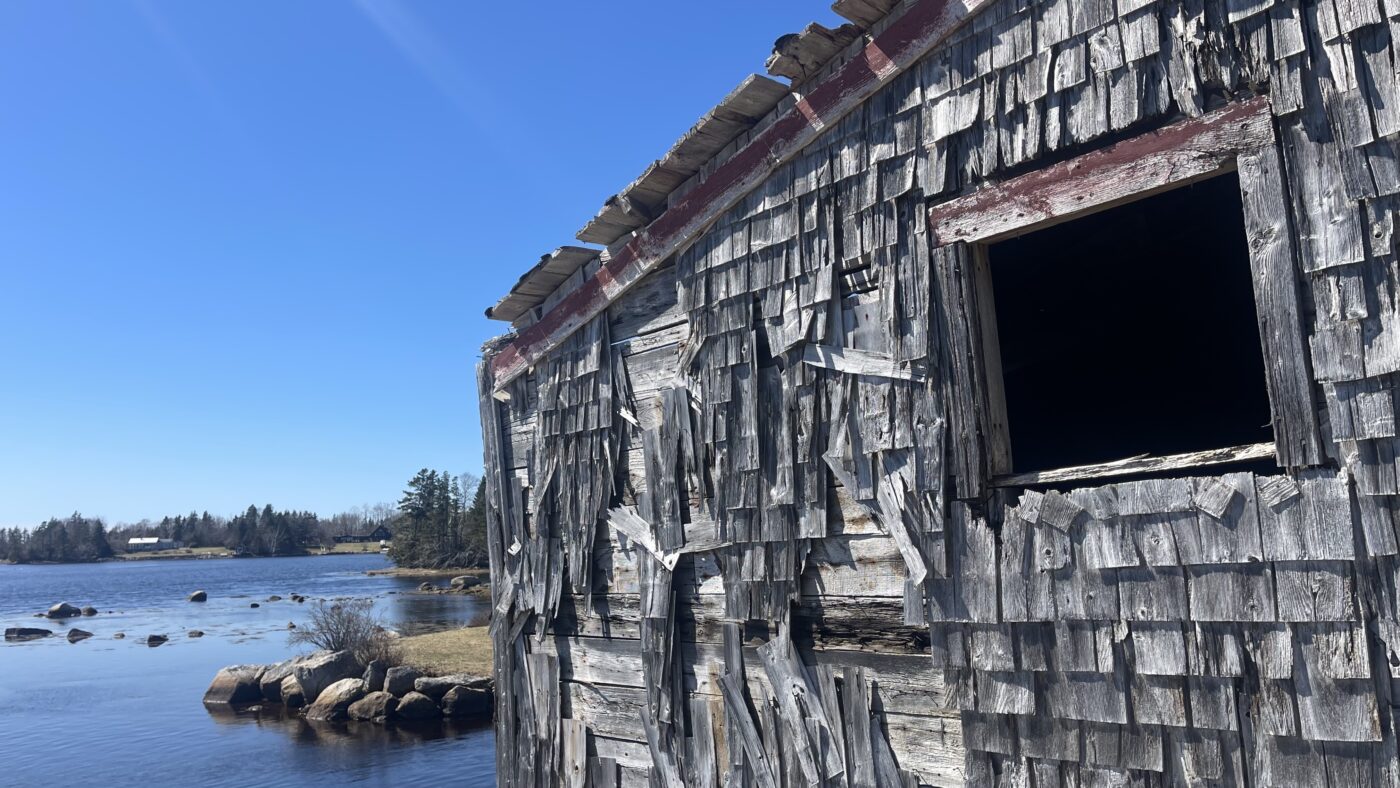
[490,0,996,386]
[929,97,1273,245]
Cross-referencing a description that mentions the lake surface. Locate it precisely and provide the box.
[0,554,495,787]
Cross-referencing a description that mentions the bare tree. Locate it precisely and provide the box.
[288,599,402,666]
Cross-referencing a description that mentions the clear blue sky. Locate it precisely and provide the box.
[0,1,840,526]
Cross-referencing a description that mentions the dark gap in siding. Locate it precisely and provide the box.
[987,171,1274,474]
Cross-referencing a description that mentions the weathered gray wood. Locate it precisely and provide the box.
[1238,143,1326,467]
[992,442,1276,487]
[929,98,1272,245]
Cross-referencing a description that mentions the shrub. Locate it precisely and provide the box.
[288,599,402,667]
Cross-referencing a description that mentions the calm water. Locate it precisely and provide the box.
[0,554,495,787]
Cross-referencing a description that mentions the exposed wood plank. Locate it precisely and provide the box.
[928,97,1273,245]
[991,442,1276,487]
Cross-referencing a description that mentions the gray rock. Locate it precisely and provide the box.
[46,602,81,619]
[292,650,360,704]
[414,673,492,701]
[394,691,439,720]
[5,627,52,641]
[417,582,435,592]
[450,575,483,589]
[188,630,205,638]
[112,632,125,640]
[259,655,309,702]
[188,590,207,602]
[267,595,282,602]
[384,666,422,697]
[303,678,367,722]
[203,664,266,706]
[441,685,493,719]
[145,634,168,647]
[347,690,398,722]
[249,603,260,608]
[281,675,306,709]
[80,606,98,617]
[362,660,387,693]
[66,629,93,642]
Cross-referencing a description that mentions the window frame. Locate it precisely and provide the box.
[927,97,1323,490]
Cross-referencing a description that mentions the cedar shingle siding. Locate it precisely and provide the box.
[477,0,1400,783]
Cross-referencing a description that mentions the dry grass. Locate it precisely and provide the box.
[398,626,493,676]
[329,542,384,554]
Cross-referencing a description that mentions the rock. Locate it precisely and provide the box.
[281,675,306,709]
[146,634,168,647]
[4,627,52,641]
[45,602,81,619]
[394,691,440,720]
[249,603,260,608]
[348,691,398,722]
[112,632,125,640]
[417,582,435,592]
[188,630,205,638]
[303,678,366,722]
[292,650,360,704]
[362,660,388,693]
[267,595,282,602]
[414,673,492,701]
[287,622,296,629]
[384,666,422,697]
[188,590,207,602]
[258,655,305,702]
[80,606,98,617]
[66,629,93,642]
[203,664,267,706]
[450,575,483,590]
[441,685,493,719]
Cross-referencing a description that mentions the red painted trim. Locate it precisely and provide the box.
[489,0,995,385]
[928,97,1274,245]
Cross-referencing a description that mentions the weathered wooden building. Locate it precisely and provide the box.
[476,0,1400,783]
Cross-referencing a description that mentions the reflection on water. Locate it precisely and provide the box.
[0,555,495,787]
[206,702,493,746]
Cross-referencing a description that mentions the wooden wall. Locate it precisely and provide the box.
[478,0,1400,784]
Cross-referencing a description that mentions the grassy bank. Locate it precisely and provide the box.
[398,626,492,676]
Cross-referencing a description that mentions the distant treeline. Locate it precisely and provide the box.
[386,469,488,570]
[0,469,488,566]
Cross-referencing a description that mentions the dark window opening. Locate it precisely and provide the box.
[986,171,1274,475]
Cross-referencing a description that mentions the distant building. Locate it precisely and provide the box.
[332,524,392,544]
[126,536,179,552]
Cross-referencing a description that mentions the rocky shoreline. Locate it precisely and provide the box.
[203,650,493,725]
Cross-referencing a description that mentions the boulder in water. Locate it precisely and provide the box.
[66,629,93,642]
[249,602,260,608]
[188,590,207,602]
[303,678,366,722]
[348,691,397,722]
[5,627,52,641]
[362,660,388,693]
[145,634,168,647]
[417,582,435,592]
[384,666,422,697]
[450,575,483,590]
[112,632,125,640]
[292,650,360,703]
[203,664,266,706]
[188,630,205,638]
[267,595,282,602]
[441,685,493,719]
[45,602,81,619]
[80,606,98,617]
[394,691,439,720]
[281,676,306,709]
[414,673,491,702]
